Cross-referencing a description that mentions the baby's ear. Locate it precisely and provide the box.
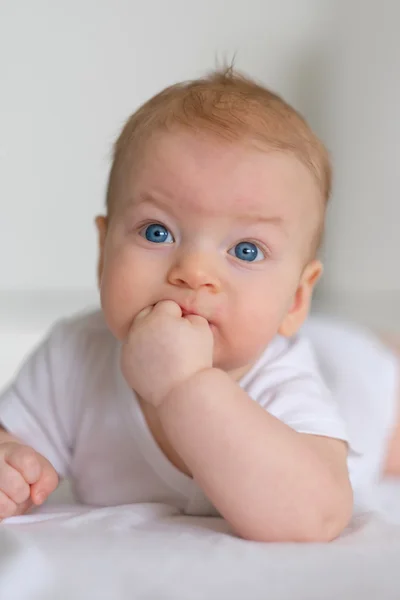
[278,259,323,338]
[95,216,108,288]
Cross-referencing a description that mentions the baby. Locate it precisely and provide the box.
[0,68,399,542]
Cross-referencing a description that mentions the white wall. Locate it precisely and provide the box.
[311,1,400,332]
[321,1,400,295]
[0,0,330,291]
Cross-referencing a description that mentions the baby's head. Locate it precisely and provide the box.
[96,68,331,376]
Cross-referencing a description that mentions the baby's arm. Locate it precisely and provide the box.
[157,370,352,542]
[0,426,59,520]
[122,300,353,542]
[0,319,79,520]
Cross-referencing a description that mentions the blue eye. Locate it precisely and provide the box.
[142,223,174,244]
[230,241,264,262]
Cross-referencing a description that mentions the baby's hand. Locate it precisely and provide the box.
[0,442,58,520]
[121,300,214,407]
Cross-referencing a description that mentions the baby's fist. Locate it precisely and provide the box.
[121,300,214,406]
[0,442,58,520]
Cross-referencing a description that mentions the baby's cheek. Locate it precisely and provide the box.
[226,309,279,363]
[234,323,274,360]
[100,268,137,340]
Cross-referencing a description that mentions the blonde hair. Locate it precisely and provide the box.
[106,67,332,251]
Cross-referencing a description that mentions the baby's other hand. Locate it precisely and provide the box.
[121,300,214,407]
[0,442,59,520]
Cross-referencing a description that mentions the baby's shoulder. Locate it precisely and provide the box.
[249,332,320,376]
[240,332,323,398]
[55,307,108,335]
[46,308,116,365]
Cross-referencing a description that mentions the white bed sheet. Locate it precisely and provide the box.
[1,479,400,600]
[1,300,400,599]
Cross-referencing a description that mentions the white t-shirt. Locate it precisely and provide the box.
[0,310,397,514]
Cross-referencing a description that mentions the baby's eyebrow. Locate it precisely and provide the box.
[129,193,287,235]
[133,192,172,212]
[238,213,285,228]
[237,213,289,239]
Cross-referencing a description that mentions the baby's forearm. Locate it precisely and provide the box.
[0,426,20,445]
[157,369,352,543]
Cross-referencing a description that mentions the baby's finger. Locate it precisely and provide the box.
[134,306,153,322]
[0,463,30,504]
[14,497,33,517]
[4,445,41,484]
[30,460,59,505]
[152,300,182,317]
[0,490,17,520]
[184,314,209,328]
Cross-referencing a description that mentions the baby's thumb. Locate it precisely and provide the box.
[30,457,59,505]
[134,305,153,322]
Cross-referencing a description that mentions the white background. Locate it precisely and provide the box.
[0,0,399,331]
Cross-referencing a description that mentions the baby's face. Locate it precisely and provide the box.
[97,131,322,375]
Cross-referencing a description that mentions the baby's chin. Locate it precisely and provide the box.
[211,327,276,380]
[211,343,257,381]
[215,360,255,382]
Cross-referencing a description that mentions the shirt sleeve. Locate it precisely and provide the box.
[248,334,352,444]
[245,333,370,506]
[0,320,77,477]
[302,316,399,510]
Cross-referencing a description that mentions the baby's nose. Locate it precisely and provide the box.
[167,252,222,293]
